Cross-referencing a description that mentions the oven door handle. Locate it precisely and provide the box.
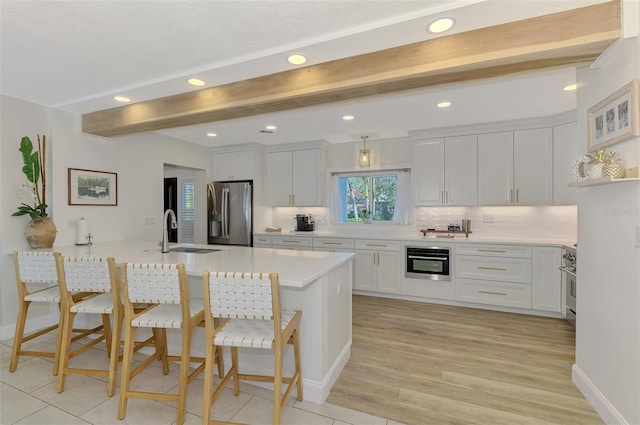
[559,266,576,277]
[408,255,448,260]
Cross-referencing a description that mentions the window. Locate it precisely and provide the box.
[179,179,195,243]
[330,169,411,224]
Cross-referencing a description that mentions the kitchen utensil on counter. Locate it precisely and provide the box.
[295,214,315,231]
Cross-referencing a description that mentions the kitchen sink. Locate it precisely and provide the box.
[169,247,221,254]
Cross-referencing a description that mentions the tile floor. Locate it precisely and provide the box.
[0,333,403,425]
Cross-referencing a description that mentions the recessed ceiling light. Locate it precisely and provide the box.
[437,101,452,108]
[563,84,577,91]
[342,115,355,121]
[287,54,307,65]
[428,17,455,34]
[188,78,205,86]
[265,125,277,130]
[206,132,217,137]
[113,96,131,103]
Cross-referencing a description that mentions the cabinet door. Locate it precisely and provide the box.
[230,151,253,180]
[532,246,562,312]
[478,132,513,205]
[445,135,478,205]
[376,251,401,293]
[292,149,322,206]
[354,250,376,290]
[266,151,293,206]
[414,139,445,206]
[212,151,254,181]
[514,128,553,205]
[211,153,232,181]
[553,121,578,205]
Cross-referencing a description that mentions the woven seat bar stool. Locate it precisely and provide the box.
[118,263,211,425]
[54,254,123,396]
[201,271,303,425]
[9,251,100,375]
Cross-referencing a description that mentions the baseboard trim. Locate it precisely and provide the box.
[572,363,628,425]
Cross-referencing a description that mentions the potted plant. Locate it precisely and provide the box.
[12,135,56,248]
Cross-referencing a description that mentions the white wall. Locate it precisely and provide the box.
[0,96,211,333]
[573,32,640,425]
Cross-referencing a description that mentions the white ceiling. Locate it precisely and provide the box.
[1,0,607,147]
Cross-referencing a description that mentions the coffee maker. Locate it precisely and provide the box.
[295,214,315,231]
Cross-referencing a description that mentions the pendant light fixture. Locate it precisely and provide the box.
[359,135,370,168]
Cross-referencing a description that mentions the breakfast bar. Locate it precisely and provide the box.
[53,241,354,403]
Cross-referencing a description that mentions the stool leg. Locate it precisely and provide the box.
[53,303,64,376]
[9,300,30,372]
[106,312,122,397]
[201,339,216,425]
[231,347,240,395]
[292,329,303,401]
[216,345,224,378]
[56,311,76,393]
[102,313,112,356]
[273,343,283,425]
[176,326,192,425]
[118,323,136,420]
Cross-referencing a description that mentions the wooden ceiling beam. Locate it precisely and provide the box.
[82,1,621,137]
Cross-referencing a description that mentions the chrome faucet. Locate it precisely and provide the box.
[161,209,177,253]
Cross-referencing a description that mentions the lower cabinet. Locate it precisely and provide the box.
[354,240,401,293]
[531,246,562,312]
[455,244,533,309]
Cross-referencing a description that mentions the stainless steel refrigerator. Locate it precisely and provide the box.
[207,181,252,246]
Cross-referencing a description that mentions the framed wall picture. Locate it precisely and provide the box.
[588,79,639,152]
[68,168,118,206]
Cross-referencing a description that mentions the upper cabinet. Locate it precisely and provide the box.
[212,150,253,181]
[478,128,553,205]
[414,135,477,206]
[266,146,326,206]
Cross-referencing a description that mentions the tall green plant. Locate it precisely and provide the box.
[12,135,48,219]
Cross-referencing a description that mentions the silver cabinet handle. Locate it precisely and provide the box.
[478,290,507,296]
[292,194,295,205]
[478,266,507,271]
[478,249,507,253]
[515,188,519,203]
[282,240,300,243]
[445,191,448,204]
[366,243,387,247]
[322,242,342,245]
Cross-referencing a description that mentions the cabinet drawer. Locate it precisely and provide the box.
[355,239,401,251]
[253,235,273,246]
[456,278,532,309]
[455,255,531,283]
[455,244,531,258]
[271,235,313,248]
[313,238,354,250]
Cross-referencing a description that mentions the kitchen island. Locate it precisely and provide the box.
[53,241,354,403]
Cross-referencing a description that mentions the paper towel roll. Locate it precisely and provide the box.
[76,217,90,245]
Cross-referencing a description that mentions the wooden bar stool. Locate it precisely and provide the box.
[201,271,303,425]
[9,251,99,375]
[54,254,122,396]
[118,263,209,425]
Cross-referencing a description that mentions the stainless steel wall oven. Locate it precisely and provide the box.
[405,246,451,281]
[560,244,577,327]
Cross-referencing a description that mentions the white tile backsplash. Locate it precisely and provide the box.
[271,205,577,240]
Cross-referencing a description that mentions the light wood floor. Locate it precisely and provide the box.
[327,295,603,425]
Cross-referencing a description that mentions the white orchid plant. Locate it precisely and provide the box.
[12,135,49,219]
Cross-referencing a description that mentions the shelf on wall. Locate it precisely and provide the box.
[568,166,640,187]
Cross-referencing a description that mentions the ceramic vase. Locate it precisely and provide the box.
[602,162,625,178]
[24,217,57,249]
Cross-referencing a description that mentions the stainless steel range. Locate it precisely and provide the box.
[560,244,577,327]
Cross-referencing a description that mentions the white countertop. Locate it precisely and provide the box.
[51,241,353,288]
[254,230,573,247]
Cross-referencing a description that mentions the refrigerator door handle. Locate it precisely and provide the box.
[222,187,230,239]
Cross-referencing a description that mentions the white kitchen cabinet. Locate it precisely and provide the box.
[271,235,313,251]
[253,234,273,248]
[531,246,562,312]
[414,135,477,206]
[354,240,401,293]
[478,128,553,205]
[455,243,532,309]
[266,149,324,206]
[211,150,253,181]
[312,237,354,252]
[553,121,579,205]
